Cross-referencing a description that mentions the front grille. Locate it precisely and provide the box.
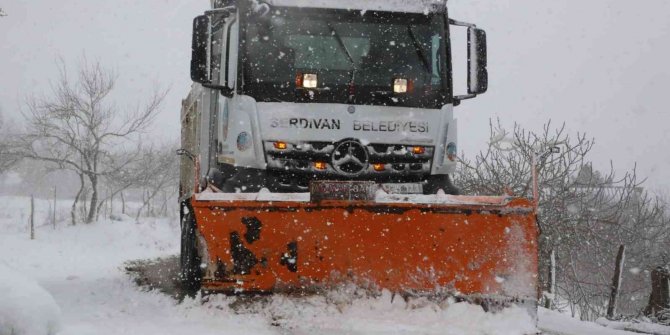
[263,140,434,180]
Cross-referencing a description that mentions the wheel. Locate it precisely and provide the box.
[423,174,460,195]
[180,202,202,294]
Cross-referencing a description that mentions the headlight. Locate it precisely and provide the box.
[393,78,408,93]
[302,73,318,88]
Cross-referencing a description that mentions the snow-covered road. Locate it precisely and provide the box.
[0,196,651,335]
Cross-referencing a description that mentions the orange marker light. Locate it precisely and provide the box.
[412,146,426,155]
[274,141,288,150]
[373,163,386,172]
[314,162,327,170]
[295,72,303,88]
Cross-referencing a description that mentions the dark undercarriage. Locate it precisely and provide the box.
[208,166,459,195]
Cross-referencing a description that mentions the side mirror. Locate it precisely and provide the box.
[467,27,488,95]
[191,12,235,96]
[191,15,211,84]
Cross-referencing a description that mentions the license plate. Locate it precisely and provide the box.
[310,181,377,201]
[381,183,423,194]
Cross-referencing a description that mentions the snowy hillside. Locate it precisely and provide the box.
[0,196,659,335]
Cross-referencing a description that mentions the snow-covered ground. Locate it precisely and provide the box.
[0,195,658,335]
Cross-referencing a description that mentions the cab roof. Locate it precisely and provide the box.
[259,0,446,14]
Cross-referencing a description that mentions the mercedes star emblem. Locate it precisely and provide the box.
[332,140,369,176]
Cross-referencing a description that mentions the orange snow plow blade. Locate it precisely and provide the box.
[191,192,538,303]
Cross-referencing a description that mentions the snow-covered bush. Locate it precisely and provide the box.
[0,264,61,335]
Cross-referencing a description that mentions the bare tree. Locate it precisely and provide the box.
[456,120,594,197]
[19,58,166,224]
[456,120,670,320]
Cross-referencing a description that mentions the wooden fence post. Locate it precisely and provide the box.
[29,195,35,240]
[52,186,57,229]
[607,245,626,318]
[644,267,670,318]
[121,191,126,215]
[544,249,556,309]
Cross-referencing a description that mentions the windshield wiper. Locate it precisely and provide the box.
[407,26,431,74]
[326,22,356,69]
[327,22,357,101]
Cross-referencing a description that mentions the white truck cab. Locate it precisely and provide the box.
[180,0,487,196]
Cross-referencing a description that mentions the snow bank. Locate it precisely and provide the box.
[0,264,62,335]
[208,290,537,335]
[597,317,670,335]
[538,308,635,335]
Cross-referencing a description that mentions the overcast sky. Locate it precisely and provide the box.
[1,1,670,190]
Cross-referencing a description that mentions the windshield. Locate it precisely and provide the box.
[242,8,450,108]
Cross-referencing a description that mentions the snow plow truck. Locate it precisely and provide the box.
[179,0,539,315]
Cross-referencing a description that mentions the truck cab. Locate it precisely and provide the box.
[180,0,487,198]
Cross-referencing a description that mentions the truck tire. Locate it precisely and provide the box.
[424,174,460,195]
[180,202,202,294]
